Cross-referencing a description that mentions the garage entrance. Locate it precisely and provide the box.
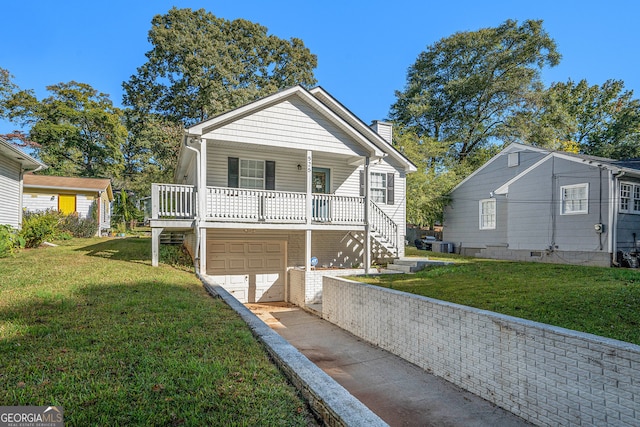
[206,240,286,303]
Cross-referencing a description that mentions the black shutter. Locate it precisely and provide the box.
[359,170,365,197]
[228,157,239,188]
[265,161,275,190]
[387,173,395,205]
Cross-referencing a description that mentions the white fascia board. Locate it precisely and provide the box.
[451,142,542,193]
[191,85,386,160]
[309,87,417,172]
[494,153,553,195]
[0,138,47,171]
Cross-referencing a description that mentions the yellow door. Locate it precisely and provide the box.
[58,194,76,215]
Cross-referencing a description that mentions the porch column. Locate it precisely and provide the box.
[305,150,312,272]
[364,157,371,274]
[199,138,207,219]
[152,227,163,267]
[199,228,207,274]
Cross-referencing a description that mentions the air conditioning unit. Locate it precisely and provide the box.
[433,242,454,253]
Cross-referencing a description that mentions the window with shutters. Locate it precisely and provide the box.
[370,172,387,203]
[239,159,264,189]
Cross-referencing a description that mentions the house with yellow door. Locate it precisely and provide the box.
[22,175,114,235]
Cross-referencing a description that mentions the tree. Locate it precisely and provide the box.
[396,126,499,227]
[123,7,318,126]
[390,19,560,163]
[508,79,640,158]
[117,110,183,196]
[2,81,126,178]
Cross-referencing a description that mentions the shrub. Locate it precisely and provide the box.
[159,244,193,271]
[0,225,25,257]
[20,210,61,248]
[59,213,98,238]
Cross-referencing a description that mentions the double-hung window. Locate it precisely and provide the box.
[560,183,588,215]
[239,159,264,189]
[479,199,496,230]
[620,182,640,214]
[370,173,387,203]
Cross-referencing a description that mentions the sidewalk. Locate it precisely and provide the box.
[247,303,531,427]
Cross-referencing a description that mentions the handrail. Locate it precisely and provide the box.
[151,183,196,219]
[369,201,398,254]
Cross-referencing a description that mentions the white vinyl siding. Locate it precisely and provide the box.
[370,172,387,204]
[479,199,496,230]
[561,183,588,215]
[620,182,640,214]
[239,159,265,189]
[0,154,22,228]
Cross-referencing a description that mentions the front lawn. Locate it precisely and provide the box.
[0,237,315,426]
[359,248,640,345]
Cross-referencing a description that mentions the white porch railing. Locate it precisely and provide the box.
[151,184,196,218]
[370,200,398,252]
[151,184,397,253]
[206,187,306,222]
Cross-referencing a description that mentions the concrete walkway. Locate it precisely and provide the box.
[247,303,531,427]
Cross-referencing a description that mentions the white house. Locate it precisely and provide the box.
[22,174,114,235]
[0,137,46,228]
[150,85,416,302]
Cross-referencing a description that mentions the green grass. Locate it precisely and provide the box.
[0,237,315,426]
[359,248,640,345]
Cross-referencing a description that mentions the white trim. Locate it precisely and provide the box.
[479,198,496,230]
[494,154,553,195]
[188,86,387,160]
[619,181,640,214]
[560,183,589,215]
[453,142,549,193]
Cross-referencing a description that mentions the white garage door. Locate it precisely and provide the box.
[206,240,286,303]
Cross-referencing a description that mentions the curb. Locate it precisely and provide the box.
[199,276,387,427]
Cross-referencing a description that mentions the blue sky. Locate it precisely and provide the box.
[2,0,639,132]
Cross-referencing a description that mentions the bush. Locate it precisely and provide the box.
[0,225,25,257]
[59,214,98,238]
[20,210,62,248]
[159,244,193,271]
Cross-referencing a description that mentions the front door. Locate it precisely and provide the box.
[58,194,76,216]
[312,168,330,220]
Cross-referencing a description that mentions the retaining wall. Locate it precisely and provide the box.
[322,276,640,426]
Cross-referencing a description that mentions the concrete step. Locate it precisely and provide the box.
[385,257,454,273]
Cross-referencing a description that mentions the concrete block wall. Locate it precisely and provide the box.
[322,277,640,427]
[476,247,611,267]
[288,268,364,305]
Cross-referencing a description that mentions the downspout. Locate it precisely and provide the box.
[184,136,202,274]
[610,171,624,266]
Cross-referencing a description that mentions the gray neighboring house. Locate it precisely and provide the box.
[443,142,640,267]
[0,137,46,229]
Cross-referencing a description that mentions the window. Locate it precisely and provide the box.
[561,183,588,215]
[620,182,640,214]
[370,172,387,203]
[239,159,264,189]
[479,199,496,230]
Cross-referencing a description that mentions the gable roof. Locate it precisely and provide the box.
[23,174,114,201]
[0,137,46,172]
[182,85,416,173]
[458,143,640,195]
